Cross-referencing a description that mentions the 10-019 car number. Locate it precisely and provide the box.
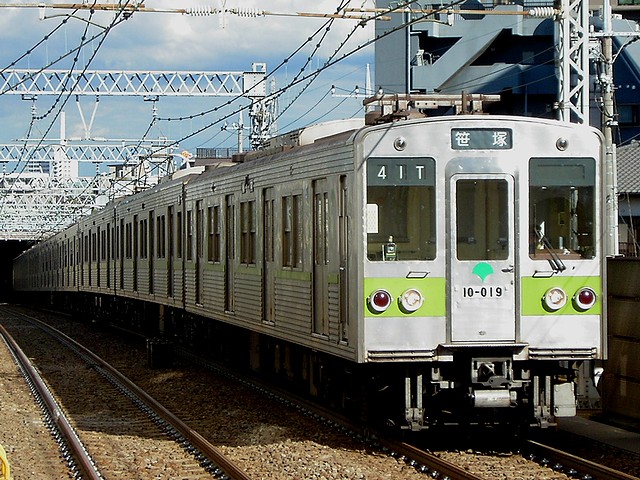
[462,286,504,298]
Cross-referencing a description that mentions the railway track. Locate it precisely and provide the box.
[185,344,640,480]
[1,304,638,480]
[178,345,640,480]
[0,305,250,480]
[176,347,491,479]
[522,439,640,480]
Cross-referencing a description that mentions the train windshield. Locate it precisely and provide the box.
[365,157,436,261]
[455,178,509,261]
[529,158,596,259]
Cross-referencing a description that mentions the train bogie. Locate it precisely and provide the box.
[14,114,606,431]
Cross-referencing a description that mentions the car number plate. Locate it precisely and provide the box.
[462,286,504,298]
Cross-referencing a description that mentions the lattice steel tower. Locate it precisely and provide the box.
[0,63,275,239]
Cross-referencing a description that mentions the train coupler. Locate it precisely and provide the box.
[403,371,426,431]
[404,407,425,431]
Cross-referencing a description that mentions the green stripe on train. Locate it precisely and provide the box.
[521,276,602,315]
[364,277,446,317]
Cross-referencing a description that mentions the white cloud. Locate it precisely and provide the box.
[0,0,376,151]
[97,0,375,68]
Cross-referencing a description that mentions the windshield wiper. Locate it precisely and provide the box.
[536,229,566,273]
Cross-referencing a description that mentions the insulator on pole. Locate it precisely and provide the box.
[528,7,556,18]
[231,8,265,18]
[186,5,215,16]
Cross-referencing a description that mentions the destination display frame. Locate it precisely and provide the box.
[451,128,513,150]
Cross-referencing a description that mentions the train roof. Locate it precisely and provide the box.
[264,118,364,149]
[241,118,365,162]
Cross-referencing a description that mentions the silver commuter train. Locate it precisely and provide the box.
[13,114,606,430]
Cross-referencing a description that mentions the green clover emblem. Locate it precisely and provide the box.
[472,262,494,282]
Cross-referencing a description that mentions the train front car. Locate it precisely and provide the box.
[356,116,605,430]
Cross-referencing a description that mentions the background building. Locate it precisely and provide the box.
[375,0,640,143]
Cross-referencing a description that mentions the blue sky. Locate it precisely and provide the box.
[0,1,375,156]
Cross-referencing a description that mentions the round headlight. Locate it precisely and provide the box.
[399,288,424,313]
[543,287,567,311]
[574,287,597,311]
[368,289,392,313]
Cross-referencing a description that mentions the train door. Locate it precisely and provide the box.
[149,211,154,295]
[338,175,349,343]
[67,238,71,287]
[73,235,78,288]
[449,174,515,342]
[133,215,138,292]
[119,219,124,289]
[84,231,89,287]
[80,233,85,286]
[312,178,329,337]
[168,206,174,298]
[96,227,101,287]
[225,194,235,312]
[106,224,111,289]
[195,201,204,305]
[263,188,275,324]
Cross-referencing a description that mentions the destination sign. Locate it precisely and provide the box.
[367,157,435,186]
[451,128,512,150]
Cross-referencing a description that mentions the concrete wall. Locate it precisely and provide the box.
[602,257,640,422]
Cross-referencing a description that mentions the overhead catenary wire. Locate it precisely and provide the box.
[274,0,356,123]
[1,3,103,180]
[150,0,467,130]
[0,0,137,227]
[153,0,432,128]
[0,2,391,22]
[51,0,471,210]
[307,92,354,125]
[0,14,71,74]
[8,0,550,239]
[27,0,437,238]
[32,0,358,236]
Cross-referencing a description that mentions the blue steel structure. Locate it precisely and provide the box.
[375,0,640,144]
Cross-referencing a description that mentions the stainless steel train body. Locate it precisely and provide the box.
[13,115,606,430]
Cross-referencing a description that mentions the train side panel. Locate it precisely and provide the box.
[180,140,360,361]
[149,182,185,310]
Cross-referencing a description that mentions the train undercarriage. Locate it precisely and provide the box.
[36,291,579,432]
[401,355,578,431]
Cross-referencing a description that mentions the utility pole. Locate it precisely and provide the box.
[590,0,640,256]
[222,111,246,153]
[600,0,619,257]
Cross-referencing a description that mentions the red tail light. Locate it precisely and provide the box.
[574,287,597,311]
[368,289,392,313]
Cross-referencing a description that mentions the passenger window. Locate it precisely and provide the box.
[240,200,256,265]
[366,157,436,261]
[186,210,193,261]
[529,158,596,259]
[207,206,220,263]
[283,194,302,268]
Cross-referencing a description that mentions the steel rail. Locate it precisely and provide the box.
[177,346,486,480]
[4,308,252,480]
[378,439,486,480]
[525,439,640,480]
[0,323,103,480]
